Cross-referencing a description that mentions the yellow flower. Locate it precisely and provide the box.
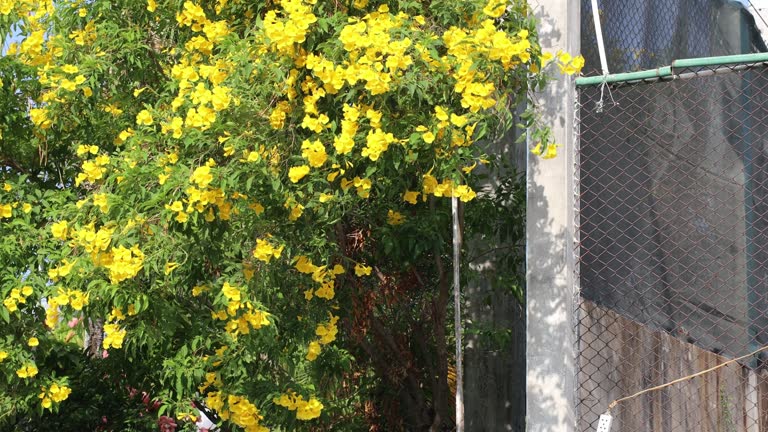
[136,109,153,126]
[422,131,435,143]
[354,263,371,277]
[51,220,68,240]
[69,290,89,310]
[294,256,317,274]
[450,114,468,127]
[296,397,324,420]
[434,106,449,122]
[165,201,184,212]
[22,203,32,213]
[190,165,213,188]
[164,262,180,275]
[3,182,11,192]
[92,193,109,213]
[28,337,39,347]
[222,282,241,302]
[403,191,419,204]
[147,0,157,12]
[253,239,284,263]
[453,185,477,202]
[289,165,310,183]
[387,210,405,225]
[0,351,8,362]
[542,144,559,159]
[16,363,38,379]
[3,298,17,312]
[306,341,321,361]
[0,203,12,218]
[301,139,328,168]
[103,323,127,349]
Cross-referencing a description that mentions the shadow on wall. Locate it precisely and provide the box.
[525,3,578,432]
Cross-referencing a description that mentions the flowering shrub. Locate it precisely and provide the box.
[0,0,580,429]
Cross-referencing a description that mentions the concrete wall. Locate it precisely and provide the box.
[526,1,580,431]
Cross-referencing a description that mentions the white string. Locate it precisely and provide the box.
[595,78,617,113]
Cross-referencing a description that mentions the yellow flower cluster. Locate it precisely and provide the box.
[0,0,14,15]
[216,282,271,338]
[3,285,33,313]
[39,63,88,96]
[16,363,38,378]
[263,0,317,54]
[300,139,328,168]
[252,238,284,263]
[354,263,372,277]
[338,7,412,91]
[38,382,72,409]
[273,392,324,420]
[301,315,339,362]
[422,174,477,202]
[530,142,559,159]
[75,153,110,186]
[294,256,345,302]
[206,392,269,432]
[164,160,235,223]
[69,223,113,259]
[103,323,127,349]
[556,52,586,76]
[0,202,12,219]
[387,210,405,225]
[47,258,76,281]
[29,107,51,129]
[44,285,90,328]
[50,287,89,311]
[332,104,360,154]
[16,363,39,379]
[102,245,145,284]
[167,3,234,134]
[340,176,372,198]
[361,128,396,162]
[315,315,339,345]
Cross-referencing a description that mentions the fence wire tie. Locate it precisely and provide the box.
[595,75,617,113]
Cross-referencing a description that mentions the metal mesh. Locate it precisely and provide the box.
[576,63,768,431]
[580,0,767,77]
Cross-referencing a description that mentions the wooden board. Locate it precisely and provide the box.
[578,300,767,432]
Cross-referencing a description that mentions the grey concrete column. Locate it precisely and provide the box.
[526,1,579,432]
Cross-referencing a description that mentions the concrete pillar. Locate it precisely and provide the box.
[526,0,579,431]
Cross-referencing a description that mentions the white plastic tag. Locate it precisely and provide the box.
[596,413,613,432]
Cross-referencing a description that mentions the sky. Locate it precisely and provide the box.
[745,0,768,39]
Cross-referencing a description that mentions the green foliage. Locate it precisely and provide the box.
[0,0,579,430]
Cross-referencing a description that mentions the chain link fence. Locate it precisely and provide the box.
[580,0,767,77]
[576,53,768,432]
[576,2,768,431]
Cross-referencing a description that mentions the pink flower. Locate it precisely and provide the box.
[68,317,80,328]
[158,415,177,432]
